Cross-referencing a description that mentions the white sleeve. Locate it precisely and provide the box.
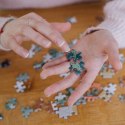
[97,0,125,48]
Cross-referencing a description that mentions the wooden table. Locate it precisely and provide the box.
[0,1,125,125]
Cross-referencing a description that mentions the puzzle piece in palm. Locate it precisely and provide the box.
[14,81,26,93]
[16,73,30,82]
[66,49,82,62]
[103,83,117,95]
[5,98,17,110]
[69,61,85,75]
[21,107,33,118]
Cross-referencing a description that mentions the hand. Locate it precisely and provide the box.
[40,30,122,105]
[0,12,71,58]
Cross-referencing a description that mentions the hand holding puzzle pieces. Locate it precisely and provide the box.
[0,41,125,120]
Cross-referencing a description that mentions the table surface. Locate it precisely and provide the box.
[0,1,125,125]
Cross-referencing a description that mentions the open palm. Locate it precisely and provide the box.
[41,30,122,105]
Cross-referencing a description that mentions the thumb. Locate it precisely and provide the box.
[106,43,122,71]
[51,22,71,33]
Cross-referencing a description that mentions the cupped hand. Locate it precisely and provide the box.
[40,30,122,105]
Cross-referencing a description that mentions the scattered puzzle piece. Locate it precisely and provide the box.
[5,98,17,110]
[16,73,30,82]
[56,106,77,119]
[66,16,77,24]
[118,94,125,102]
[0,59,11,68]
[103,83,117,95]
[21,107,33,118]
[0,113,3,120]
[14,81,26,93]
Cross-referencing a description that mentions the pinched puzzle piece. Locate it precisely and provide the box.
[16,72,30,82]
[21,107,33,118]
[5,98,17,110]
[103,83,117,95]
[28,44,42,58]
[56,106,78,119]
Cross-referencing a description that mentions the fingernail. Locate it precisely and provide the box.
[24,51,29,58]
[59,41,65,47]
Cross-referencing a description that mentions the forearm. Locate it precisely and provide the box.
[97,0,125,48]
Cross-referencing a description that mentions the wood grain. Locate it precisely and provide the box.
[0,1,125,125]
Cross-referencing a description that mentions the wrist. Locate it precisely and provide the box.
[0,17,15,51]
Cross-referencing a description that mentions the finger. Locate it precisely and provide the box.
[68,70,99,106]
[42,56,67,69]
[106,43,122,71]
[44,73,79,97]
[51,22,71,33]
[15,35,30,44]
[8,37,29,58]
[40,61,70,79]
[24,12,49,25]
[22,26,52,48]
[27,19,70,52]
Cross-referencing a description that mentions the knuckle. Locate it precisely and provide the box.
[20,26,27,34]
[28,12,36,17]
